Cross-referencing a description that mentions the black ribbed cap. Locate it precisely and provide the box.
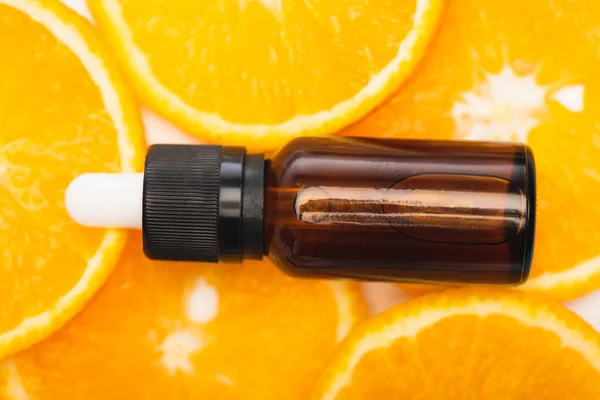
[142,144,264,263]
[143,145,221,262]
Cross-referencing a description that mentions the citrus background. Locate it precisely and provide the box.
[62,0,600,330]
[0,0,599,397]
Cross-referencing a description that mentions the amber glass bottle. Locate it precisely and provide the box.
[142,137,535,285]
[263,137,535,285]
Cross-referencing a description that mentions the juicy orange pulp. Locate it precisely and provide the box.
[88,0,442,149]
[0,0,144,358]
[0,234,366,399]
[313,290,600,399]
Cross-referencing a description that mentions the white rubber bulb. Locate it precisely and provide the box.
[65,173,144,229]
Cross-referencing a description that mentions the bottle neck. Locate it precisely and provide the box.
[212,147,266,263]
[239,152,265,261]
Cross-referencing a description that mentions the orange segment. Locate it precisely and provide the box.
[87,0,443,150]
[344,0,600,300]
[0,0,144,358]
[313,289,600,399]
[0,234,366,399]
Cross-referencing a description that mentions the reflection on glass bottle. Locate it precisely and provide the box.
[295,174,525,245]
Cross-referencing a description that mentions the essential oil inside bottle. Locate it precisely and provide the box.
[263,137,535,285]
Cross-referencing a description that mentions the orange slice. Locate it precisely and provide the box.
[87,0,443,151]
[313,289,600,399]
[0,234,366,399]
[344,0,600,300]
[0,0,144,359]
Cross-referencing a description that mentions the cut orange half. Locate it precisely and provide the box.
[0,234,367,399]
[0,0,145,359]
[344,0,600,300]
[87,0,443,151]
[313,289,600,399]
